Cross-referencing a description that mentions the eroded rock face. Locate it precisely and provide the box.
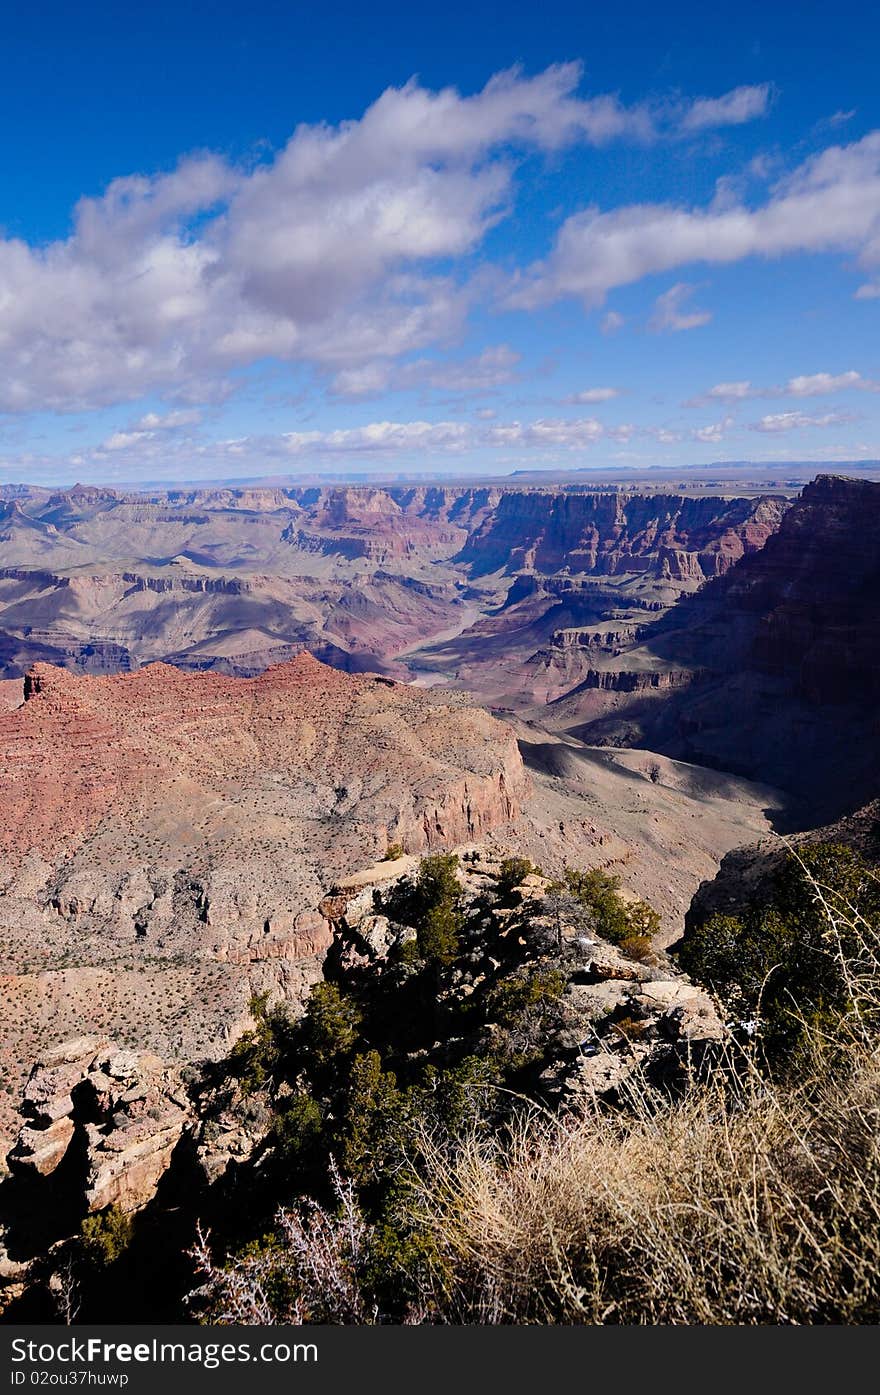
[1,653,528,871]
[458,491,787,580]
[0,655,528,1152]
[599,476,880,820]
[8,1039,191,1213]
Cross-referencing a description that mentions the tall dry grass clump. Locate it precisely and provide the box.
[411,857,880,1324]
[412,1049,880,1323]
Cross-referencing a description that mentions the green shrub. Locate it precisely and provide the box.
[341,1051,404,1188]
[486,967,566,1028]
[228,992,295,1092]
[417,900,462,966]
[678,843,880,1067]
[301,982,363,1068]
[548,867,659,948]
[270,1093,324,1168]
[414,853,464,966]
[495,857,537,902]
[80,1205,133,1267]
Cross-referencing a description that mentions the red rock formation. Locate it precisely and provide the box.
[0,653,527,865]
[458,491,788,579]
[570,476,880,821]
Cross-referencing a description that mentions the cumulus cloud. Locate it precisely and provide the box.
[688,369,880,405]
[102,431,153,451]
[702,380,755,401]
[562,386,620,403]
[134,408,203,430]
[680,84,773,133]
[74,410,651,476]
[282,420,471,453]
[752,410,851,433]
[785,370,880,396]
[331,345,521,398]
[648,282,712,332]
[692,416,734,444]
[0,65,775,416]
[507,130,880,309]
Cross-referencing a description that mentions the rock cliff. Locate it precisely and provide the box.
[457,490,787,579]
[563,476,880,822]
[0,655,528,1153]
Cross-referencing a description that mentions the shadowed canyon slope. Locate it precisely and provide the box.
[550,476,880,824]
[0,483,787,684]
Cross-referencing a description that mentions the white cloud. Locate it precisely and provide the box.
[0,66,776,416]
[102,406,203,450]
[562,386,620,403]
[704,380,754,401]
[785,370,879,396]
[485,417,605,448]
[134,408,203,430]
[507,130,880,309]
[693,416,734,443]
[689,369,880,405]
[753,410,850,433]
[76,409,653,473]
[600,310,625,334]
[102,430,154,451]
[680,84,773,133]
[282,420,471,453]
[648,282,712,332]
[331,345,521,398]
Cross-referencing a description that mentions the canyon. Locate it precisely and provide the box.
[0,655,529,1147]
[0,482,787,687]
[2,470,879,1266]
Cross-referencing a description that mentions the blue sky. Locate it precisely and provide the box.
[2,0,880,484]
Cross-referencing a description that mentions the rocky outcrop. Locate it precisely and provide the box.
[458,491,788,580]
[566,668,701,694]
[550,627,642,652]
[0,847,727,1319]
[684,798,880,931]
[325,849,724,1108]
[0,656,528,1154]
[7,1038,191,1213]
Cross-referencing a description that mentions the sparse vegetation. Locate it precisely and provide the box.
[79,1206,133,1268]
[541,866,660,956]
[190,847,880,1325]
[678,843,880,1069]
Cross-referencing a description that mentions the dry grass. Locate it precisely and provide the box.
[410,857,880,1324]
[189,857,880,1325]
[411,1046,880,1323]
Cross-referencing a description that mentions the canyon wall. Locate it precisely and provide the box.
[563,476,880,821]
[457,490,787,579]
[0,654,528,1152]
